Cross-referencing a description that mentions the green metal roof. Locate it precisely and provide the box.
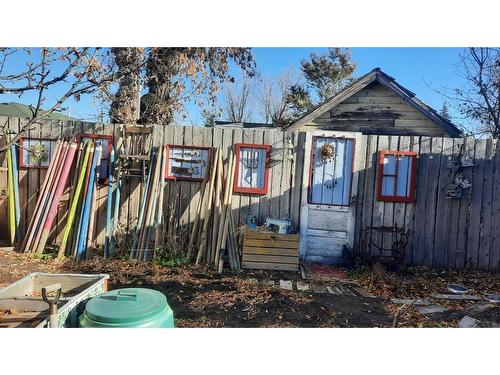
[0,102,78,121]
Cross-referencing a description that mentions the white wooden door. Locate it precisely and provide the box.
[299,130,365,264]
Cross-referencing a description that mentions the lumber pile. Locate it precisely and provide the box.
[129,146,166,260]
[186,148,240,271]
[20,138,113,260]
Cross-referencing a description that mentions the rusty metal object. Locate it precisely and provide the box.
[359,224,410,266]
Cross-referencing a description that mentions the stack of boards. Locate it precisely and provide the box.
[20,138,118,260]
[129,146,166,260]
[186,148,241,272]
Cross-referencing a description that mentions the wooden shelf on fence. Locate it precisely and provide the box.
[242,229,300,271]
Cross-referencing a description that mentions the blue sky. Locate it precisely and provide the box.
[1,48,465,125]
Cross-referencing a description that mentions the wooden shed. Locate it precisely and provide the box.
[284,68,470,266]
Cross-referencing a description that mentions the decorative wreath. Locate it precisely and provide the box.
[28,143,49,164]
[320,143,336,162]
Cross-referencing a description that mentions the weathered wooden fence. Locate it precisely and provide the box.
[354,135,500,272]
[0,117,498,272]
[0,117,303,252]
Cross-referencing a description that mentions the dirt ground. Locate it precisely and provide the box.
[1,249,499,327]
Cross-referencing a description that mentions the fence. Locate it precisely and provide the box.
[354,135,500,272]
[0,116,498,272]
[0,117,304,253]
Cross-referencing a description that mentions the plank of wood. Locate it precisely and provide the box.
[467,139,486,269]
[433,137,454,268]
[423,137,443,266]
[381,136,398,251]
[250,129,265,224]
[289,131,306,230]
[455,137,475,269]
[243,230,299,241]
[243,239,300,249]
[242,261,298,271]
[242,246,299,256]
[393,136,411,259]
[412,136,431,265]
[445,138,463,269]
[477,139,495,270]
[270,130,284,219]
[489,140,500,272]
[371,136,388,256]
[242,254,299,264]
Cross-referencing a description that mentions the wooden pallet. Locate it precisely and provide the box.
[242,229,299,271]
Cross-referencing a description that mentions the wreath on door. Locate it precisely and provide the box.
[320,143,336,163]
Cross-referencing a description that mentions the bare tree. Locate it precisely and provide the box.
[0,48,130,150]
[256,71,300,126]
[221,78,254,123]
[452,48,500,138]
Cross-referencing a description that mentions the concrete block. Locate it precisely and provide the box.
[458,316,480,328]
[279,280,293,291]
[417,305,448,315]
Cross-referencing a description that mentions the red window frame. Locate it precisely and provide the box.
[18,137,57,169]
[307,136,356,207]
[233,143,271,195]
[376,150,417,203]
[164,144,212,182]
[77,133,114,184]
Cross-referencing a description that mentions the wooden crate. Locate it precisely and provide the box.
[242,229,300,271]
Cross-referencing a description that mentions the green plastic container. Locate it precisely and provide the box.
[79,288,175,328]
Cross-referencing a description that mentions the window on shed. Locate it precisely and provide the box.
[377,150,417,202]
[165,145,211,181]
[19,137,57,168]
[233,144,270,195]
[78,133,114,183]
[309,137,355,206]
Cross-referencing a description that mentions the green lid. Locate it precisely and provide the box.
[82,288,171,326]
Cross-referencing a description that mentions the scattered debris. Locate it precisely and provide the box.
[458,316,480,328]
[416,305,448,315]
[431,294,482,301]
[483,294,500,304]
[302,263,354,283]
[296,281,310,291]
[447,284,468,294]
[312,284,328,294]
[463,303,495,316]
[352,287,376,298]
[391,298,432,306]
[279,280,293,291]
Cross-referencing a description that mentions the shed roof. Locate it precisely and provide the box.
[284,68,463,137]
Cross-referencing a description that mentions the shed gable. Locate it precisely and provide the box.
[304,82,448,136]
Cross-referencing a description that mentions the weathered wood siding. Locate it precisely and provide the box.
[304,82,450,137]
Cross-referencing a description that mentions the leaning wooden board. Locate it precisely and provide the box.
[242,229,299,271]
